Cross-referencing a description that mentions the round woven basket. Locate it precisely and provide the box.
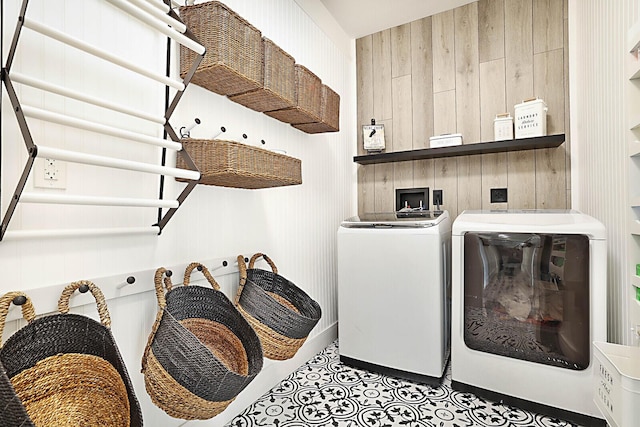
[235,254,322,360]
[0,292,35,427]
[142,263,263,420]
[0,283,142,427]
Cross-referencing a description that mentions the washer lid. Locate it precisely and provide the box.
[341,210,448,228]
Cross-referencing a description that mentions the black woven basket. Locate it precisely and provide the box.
[0,284,143,427]
[235,253,322,360]
[142,263,263,420]
[0,293,35,427]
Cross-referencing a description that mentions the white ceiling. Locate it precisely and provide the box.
[320,0,477,39]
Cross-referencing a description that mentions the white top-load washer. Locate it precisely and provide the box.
[337,210,451,385]
[451,210,606,426]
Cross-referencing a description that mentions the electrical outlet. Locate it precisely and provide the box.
[34,158,67,189]
[490,188,508,203]
[433,190,443,207]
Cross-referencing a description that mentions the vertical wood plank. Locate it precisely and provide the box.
[356,36,374,156]
[563,16,571,199]
[478,0,505,63]
[534,48,566,209]
[534,49,564,134]
[358,165,375,215]
[480,58,506,141]
[505,0,535,209]
[414,159,436,208]
[533,0,564,54]
[411,17,434,149]
[457,156,483,213]
[432,10,456,93]
[434,158,459,217]
[394,161,414,198]
[374,163,395,212]
[433,90,457,135]
[391,23,412,78]
[392,75,413,151]
[372,30,393,121]
[455,3,481,144]
[535,147,567,208]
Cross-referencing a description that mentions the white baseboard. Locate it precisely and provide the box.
[182,322,338,427]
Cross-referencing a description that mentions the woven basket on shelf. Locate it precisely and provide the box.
[0,293,35,427]
[0,283,142,427]
[235,254,322,360]
[142,263,263,420]
[229,38,296,112]
[176,138,302,189]
[179,1,263,96]
[293,84,340,133]
[265,64,322,125]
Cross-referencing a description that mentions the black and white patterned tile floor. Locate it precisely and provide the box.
[225,341,584,427]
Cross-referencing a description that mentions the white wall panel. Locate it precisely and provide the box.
[1,0,355,424]
[570,0,640,344]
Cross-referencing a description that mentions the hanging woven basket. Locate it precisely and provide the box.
[142,263,263,420]
[0,283,142,427]
[0,292,35,427]
[235,253,322,360]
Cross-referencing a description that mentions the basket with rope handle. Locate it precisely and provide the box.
[142,262,263,420]
[235,253,322,360]
[0,292,35,427]
[0,283,142,427]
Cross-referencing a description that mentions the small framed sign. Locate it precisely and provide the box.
[363,119,385,152]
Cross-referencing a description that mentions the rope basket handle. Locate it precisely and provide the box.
[143,267,173,373]
[0,292,36,349]
[248,253,278,274]
[58,281,111,329]
[234,255,248,305]
[153,267,174,310]
[183,262,220,291]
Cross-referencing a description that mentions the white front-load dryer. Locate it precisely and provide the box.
[451,210,606,427]
[337,210,451,385]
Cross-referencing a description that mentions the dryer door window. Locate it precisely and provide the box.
[463,232,590,370]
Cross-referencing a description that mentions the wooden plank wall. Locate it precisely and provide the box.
[356,0,569,219]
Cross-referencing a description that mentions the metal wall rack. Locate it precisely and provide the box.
[0,0,204,241]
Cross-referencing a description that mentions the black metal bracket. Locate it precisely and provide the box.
[0,0,205,240]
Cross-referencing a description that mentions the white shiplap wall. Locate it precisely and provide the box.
[0,0,356,425]
[570,0,640,345]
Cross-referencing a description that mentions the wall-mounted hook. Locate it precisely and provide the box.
[196,265,203,271]
[116,276,136,289]
[79,284,90,293]
[210,259,231,272]
[212,126,226,139]
[180,117,201,138]
[261,139,266,145]
[12,295,27,306]
[166,270,173,277]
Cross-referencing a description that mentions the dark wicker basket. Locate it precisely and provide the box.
[179,1,263,96]
[235,254,321,360]
[0,293,35,427]
[293,84,340,133]
[265,65,322,125]
[176,138,302,189]
[229,38,296,112]
[0,284,143,427]
[142,263,263,420]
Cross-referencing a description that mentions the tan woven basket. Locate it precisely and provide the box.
[229,38,296,112]
[176,139,302,189]
[265,64,322,124]
[293,84,340,133]
[179,1,263,96]
[0,284,141,427]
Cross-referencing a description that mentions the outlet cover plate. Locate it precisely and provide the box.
[490,188,507,203]
[34,158,67,189]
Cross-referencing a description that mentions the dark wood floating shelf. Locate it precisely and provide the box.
[353,134,566,165]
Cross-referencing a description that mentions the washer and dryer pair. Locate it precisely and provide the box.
[338,209,606,426]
